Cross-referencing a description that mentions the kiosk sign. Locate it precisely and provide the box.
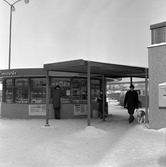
[29,105,46,116]
[74,104,88,115]
[0,70,17,76]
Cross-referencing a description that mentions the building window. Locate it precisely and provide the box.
[15,78,28,103]
[152,27,166,44]
[31,78,46,104]
[6,79,13,103]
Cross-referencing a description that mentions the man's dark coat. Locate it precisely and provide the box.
[124,90,138,115]
[97,94,106,113]
[52,89,61,109]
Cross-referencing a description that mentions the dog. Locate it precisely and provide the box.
[136,108,146,124]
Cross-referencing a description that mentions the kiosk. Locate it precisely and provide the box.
[0,68,102,119]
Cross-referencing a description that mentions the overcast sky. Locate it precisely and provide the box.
[0,0,166,70]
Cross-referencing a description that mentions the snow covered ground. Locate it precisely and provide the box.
[0,107,166,167]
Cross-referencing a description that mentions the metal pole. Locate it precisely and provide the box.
[45,71,50,126]
[87,61,91,126]
[130,77,133,85]
[8,5,12,69]
[102,76,106,121]
[3,0,29,69]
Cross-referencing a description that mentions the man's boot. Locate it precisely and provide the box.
[129,115,134,123]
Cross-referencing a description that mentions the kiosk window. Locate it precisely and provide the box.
[72,78,87,101]
[72,78,100,103]
[15,79,28,103]
[91,79,100,100]
[6,79,13,103]
[31,78,46,104]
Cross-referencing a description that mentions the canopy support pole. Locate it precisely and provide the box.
[102,76,106,121]
[45,71,50,126]
[130,77,133,85]
[87,61,91,126]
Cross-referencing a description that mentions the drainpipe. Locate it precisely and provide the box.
[145,68,149,123]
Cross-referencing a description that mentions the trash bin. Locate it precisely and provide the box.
[93,110,98,118]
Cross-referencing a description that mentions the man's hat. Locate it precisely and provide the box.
[55,85,60,89]
[129,84,135,88]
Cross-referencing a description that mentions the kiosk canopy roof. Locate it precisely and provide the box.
[44,59,148,78]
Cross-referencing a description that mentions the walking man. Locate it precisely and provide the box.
[124,84,138,123]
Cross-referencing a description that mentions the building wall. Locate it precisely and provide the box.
[1,103,98,119]
[1,103,29,119]
[148,43,166,129]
